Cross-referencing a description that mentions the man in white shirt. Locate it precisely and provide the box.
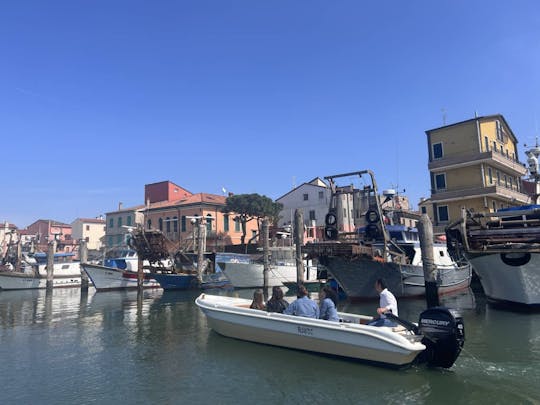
[368,278,398,327]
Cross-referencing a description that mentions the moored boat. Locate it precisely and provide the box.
[0,253,83,290]
[81,262,161,291]
[196,293,465,369]
[446,205,540,307]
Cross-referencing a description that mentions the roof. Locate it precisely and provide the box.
[72,218,106,224]
[31,219,72,227]
[146,193,227,211]
[276,177,328,201]
[105,204,146,215]
[425,114,518,144]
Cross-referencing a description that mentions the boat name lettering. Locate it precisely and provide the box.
[421,319,450,326]
[297,326,313,336]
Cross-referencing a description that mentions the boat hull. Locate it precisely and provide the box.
[0,263,83,290]
[322,257,472,300]
[150,272,198,290]
[466,252,540,306]
[196,294,425,367]
[217,262,318,288]
[81,263,160,291]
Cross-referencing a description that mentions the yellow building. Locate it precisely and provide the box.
[421,114,530,233]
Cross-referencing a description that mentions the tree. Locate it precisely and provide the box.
[223,193,283,250]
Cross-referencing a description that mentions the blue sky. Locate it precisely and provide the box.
[2,1,540,228]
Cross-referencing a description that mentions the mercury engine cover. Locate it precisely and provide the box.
[417,307,465,368]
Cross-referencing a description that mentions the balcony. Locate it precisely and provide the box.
[429,150,527,176]
[430,184,531,204]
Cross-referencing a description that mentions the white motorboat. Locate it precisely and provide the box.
[216,248,319,288]
[0,253,83,290]
[446,205,540,307]
[195,293,465,369]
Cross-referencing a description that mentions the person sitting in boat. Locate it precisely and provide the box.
[250,289,266,310]
[368,278,398,327]
[283,285,319,319]
[318,285,339,322]
[266,286,289,313]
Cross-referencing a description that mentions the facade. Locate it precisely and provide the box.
[276,178,331,241]
[26,219,77,253]
[105,181,258,251]
[105,204,146,249]
[421,114,530,233]
[71,218,106,252]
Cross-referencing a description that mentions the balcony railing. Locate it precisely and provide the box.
[429,150,527,176]
[430,184,531,204]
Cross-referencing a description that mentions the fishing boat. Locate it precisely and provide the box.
[216,248,319,288]
[80,262,161,291]
[445,205,540,307]
[304,170,472,300]
[0,252,83,290]
[196,293,465,369]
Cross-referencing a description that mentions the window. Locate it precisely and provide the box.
[432,142,443,159]
[173,217,178,232]
[109,218,114,228]
[234,217,241,232]
[127,216,132,226]
[435,173,446,190]
[159,218,163,231]
[252,230,257,238]
[303,193,309,201]
[484,136,489,152]
[108,236,113,247]
[437,206,449,222]
[496,171,501,185]
[206,214,212,232]
[147,219,152,229]
[493,141,497,152]
[492,201,497,212]
[509,177,513,189]
[504,175,508,187]
[86,225,90,231]
[118,217,122,228]
[166,217,171,232]
[309,210,316,221]
[116,234,123,245]
[318,191,324,199]
[181,216,186,232]
[496,120,503,141]
[85,236,90,242]
[421,206,427,214]
[224,214,230,232]
[488,167,493,184]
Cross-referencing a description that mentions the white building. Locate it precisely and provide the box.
[71,218,106,251]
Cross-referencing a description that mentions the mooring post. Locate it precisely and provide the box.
[137,251,144,292]
[418,214,440,308]
[197,222,206,284]
[79,239,89,291]
[294,209,305,289]
[262,219,270,298]
[46,239,56,290]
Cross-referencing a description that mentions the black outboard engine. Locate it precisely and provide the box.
[417,307,465,368]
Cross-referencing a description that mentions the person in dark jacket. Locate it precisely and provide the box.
[266,286,289,313]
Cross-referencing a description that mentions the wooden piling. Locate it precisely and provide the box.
[137,251,144,292]
[294,209,305,287]
[196,222,206,284]
[262,219,269,296]
[46,239,56,290]
[418,214,440,308]
[79,239,89,291]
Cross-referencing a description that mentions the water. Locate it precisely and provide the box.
[0,285,539,404]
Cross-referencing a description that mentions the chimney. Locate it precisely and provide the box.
[118,202,123,211]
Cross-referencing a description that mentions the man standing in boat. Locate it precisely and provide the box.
[368,278,398,327]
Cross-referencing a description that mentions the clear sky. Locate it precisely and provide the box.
[2,1,540,228]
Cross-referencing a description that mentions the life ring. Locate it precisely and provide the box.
[365,210,379,224]
[325,212,338,226]
[500,253,531,267]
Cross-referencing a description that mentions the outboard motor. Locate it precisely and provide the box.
[417,307,465,368]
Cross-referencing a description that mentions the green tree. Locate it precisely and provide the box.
[223,193,283,250]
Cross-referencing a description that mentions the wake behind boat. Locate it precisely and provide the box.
[196,293,464,369]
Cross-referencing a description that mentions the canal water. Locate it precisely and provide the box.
[0,284,538,404]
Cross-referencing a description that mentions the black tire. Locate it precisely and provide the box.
[365,209,379,224]
[325,226,338,240]
[325,212,338,226]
